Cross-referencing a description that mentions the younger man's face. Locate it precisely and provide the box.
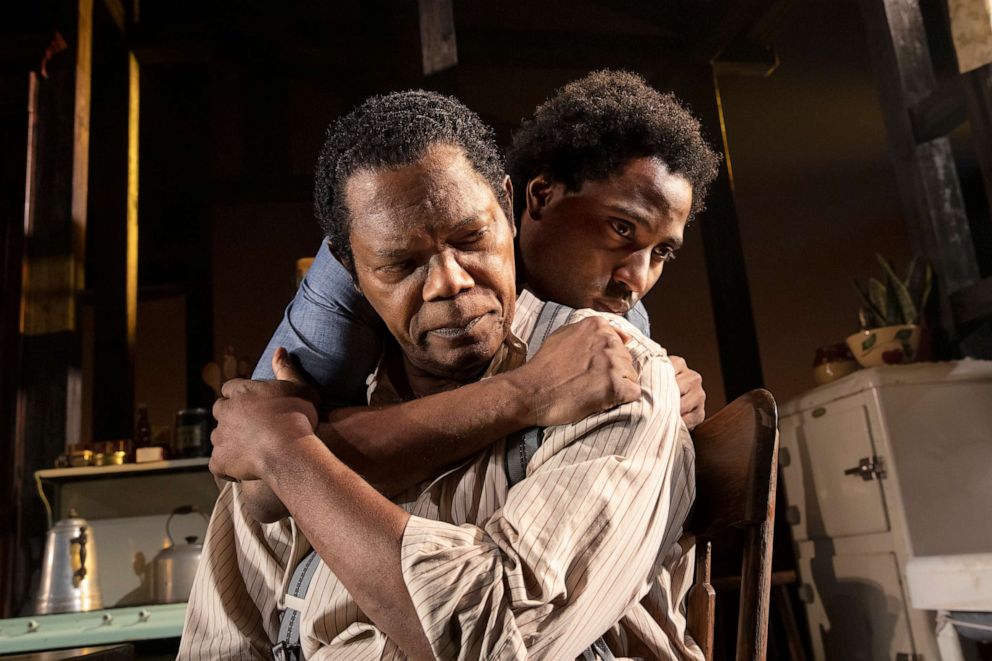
[519,157,693,314]
[345,144,517,381]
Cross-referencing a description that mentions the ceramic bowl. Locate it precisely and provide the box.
[812,342,860,385]
[846,324,921,368]
[813,360,859,385]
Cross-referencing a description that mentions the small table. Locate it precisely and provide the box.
[906,553,992,660]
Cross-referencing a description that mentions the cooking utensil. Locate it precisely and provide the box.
[35,510,103,614]
[151,505,209,604]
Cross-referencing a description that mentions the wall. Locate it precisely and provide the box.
[146,0,921,418]
[720,0,912,405]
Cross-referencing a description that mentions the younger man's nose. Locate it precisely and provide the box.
[613,250,652,295]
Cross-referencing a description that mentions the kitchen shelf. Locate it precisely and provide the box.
[36,458,210,483]
[34,457,218,524]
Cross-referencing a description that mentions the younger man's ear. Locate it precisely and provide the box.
[326,240,362,295]
[525,175,554,220]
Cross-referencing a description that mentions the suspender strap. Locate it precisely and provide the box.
[505,301,574,486]
[581,636,617,661]
[525,300,574,362]
[272,549,321,661]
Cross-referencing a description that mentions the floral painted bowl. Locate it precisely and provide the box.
[846,324,921,368]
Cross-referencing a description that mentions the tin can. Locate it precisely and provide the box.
[175,408,213,458]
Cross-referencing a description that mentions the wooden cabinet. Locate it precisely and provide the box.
[779,360,992,660]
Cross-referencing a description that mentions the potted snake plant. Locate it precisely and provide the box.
[847,255,932,367]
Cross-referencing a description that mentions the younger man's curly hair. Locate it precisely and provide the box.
[508,70,720,222]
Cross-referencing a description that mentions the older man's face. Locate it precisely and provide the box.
[345,144,517,381]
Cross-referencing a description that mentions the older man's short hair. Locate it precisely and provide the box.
[314,90,508,272]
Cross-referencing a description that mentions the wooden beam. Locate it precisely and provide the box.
[0,69,30,619]
[88,0,134,440]
[13,22,87,614]
[857,0,984,353]
[951,276,992,326]
[676,67,766,401]
[908,77,965,143]
[101,0,126,33]
[127,52,138,362]
[457,28,685,70]
[960,64,992,236]
[665,0,789,88]
[418,0,457,76]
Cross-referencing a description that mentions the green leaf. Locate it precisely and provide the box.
[862,333,877,351]
[903,256,919,286]
[885,274,904,324]
[906,258,933,320]
[868,277,890,322]
[853,279,884,326]
[877,256,917,324]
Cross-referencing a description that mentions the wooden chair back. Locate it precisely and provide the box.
[686,389,779,661]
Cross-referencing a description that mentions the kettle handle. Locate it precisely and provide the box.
[70,526,88,587]
[165,505,210,546]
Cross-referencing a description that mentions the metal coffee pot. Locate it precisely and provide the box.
[35,510,103,614]
[151,505,209,604]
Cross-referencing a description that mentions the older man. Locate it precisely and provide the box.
[182,85,712,659]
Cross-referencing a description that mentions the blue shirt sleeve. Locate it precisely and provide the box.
[625,300,651,337]
[253,243,385,409]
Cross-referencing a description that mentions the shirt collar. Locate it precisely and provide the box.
[510,288,546,344]
[367,330,528,406]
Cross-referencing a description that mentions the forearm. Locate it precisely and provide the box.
[266,434,433,660]
[316,372,532,496]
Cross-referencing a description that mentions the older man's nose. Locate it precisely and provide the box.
[613,250,653,294]
[423,250,475,300]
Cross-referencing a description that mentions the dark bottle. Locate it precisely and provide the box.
[134,404,152,448]
[175,408,213,458]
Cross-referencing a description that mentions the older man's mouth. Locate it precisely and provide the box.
[428,314,487,338]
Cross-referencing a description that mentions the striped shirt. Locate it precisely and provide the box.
[178,290,702,660]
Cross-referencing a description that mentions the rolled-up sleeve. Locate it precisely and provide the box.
[400,338,691,660]
[253,242,384,409]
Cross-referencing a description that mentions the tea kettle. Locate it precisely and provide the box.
[151,505,209,604]
[35,510,103,614]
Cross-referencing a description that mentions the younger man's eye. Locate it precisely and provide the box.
[653,246,677,262]
[611,220,633,238]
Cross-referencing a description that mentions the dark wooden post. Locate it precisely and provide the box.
[858,0,990,356]
[0,72,30,618]
[87,0,136,440]
[677,66,766,402]
[418,0,457,76]
[954,65,992,339]
[7,0,92,615]
[0,56,37,622]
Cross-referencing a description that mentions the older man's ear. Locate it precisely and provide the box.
[502,175,516,236]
